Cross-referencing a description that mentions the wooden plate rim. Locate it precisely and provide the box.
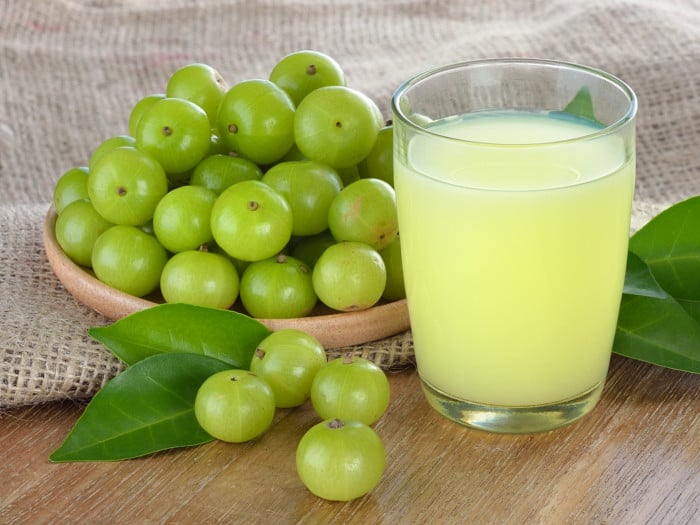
[43,206,410,349]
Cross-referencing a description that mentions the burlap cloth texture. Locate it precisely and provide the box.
[1,0,698,408]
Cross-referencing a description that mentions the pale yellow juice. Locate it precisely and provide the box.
[395,111,635,407]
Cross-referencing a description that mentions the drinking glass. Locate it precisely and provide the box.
[392,58,637,433]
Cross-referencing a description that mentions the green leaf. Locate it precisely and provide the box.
[676,298,700,324]
[622,251,670,299]
[49,353,231,462]
[559,86,603,125]
[89,303,271,367]
[613,293,700,374]
[629,195,700,300]
[611,199,700,374]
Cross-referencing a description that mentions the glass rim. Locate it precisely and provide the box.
[391,57,638,147]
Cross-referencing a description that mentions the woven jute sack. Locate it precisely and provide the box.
[1,0,698,408]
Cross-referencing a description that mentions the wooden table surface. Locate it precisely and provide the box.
[1,354,698,524]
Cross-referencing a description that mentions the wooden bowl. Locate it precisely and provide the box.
[43,207,410,349]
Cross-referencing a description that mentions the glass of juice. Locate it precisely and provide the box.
[392,59,637,433]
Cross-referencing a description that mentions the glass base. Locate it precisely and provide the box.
[420,378,605,434]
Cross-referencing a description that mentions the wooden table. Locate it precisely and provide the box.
[2,354,698,524]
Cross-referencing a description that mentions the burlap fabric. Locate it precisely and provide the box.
[1,0,698,408]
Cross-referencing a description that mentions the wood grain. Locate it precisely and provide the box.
[1,355,698,524]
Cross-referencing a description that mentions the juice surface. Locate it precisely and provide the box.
[395,111,635,406]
